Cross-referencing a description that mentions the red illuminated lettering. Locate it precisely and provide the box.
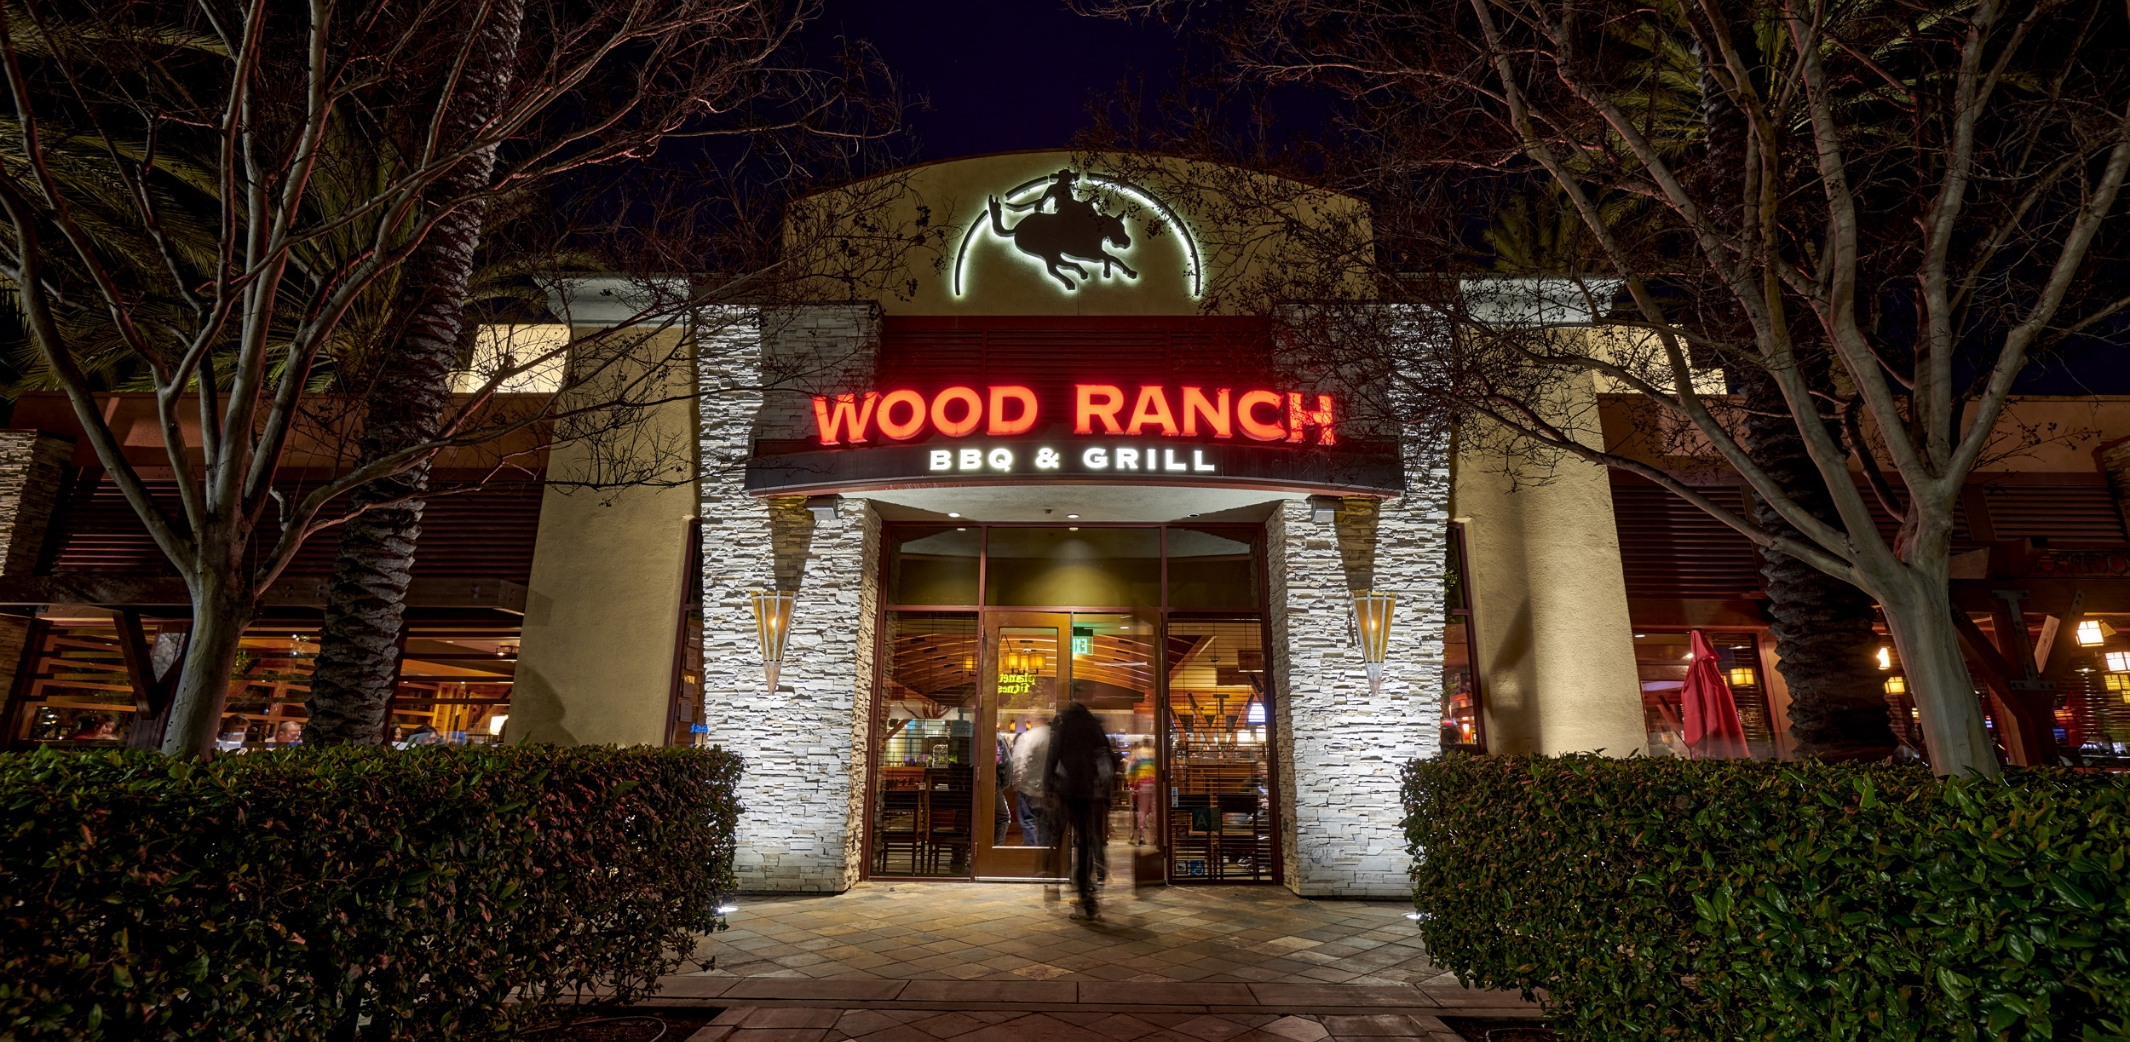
[931,386,983,438]
[1076,384,1126,434]
[876,389,927,440]
[1181,386,1231,439]
[1126,385,1180,436]
[988,385,1039,435]
[810,392,879,445]
[1237,390,1286,442]
[1287,393,1336,445]
[818,383,1333,446]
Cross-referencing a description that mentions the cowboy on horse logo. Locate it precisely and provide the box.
[987,169,1139,291]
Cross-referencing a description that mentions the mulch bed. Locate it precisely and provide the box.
[1437,1015,1556,1042]
[516,1007,724,1042]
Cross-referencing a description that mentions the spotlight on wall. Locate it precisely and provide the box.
[804,495,841,522]
[1309,495,1340,524]
[2076,619,2107,646]
[748,589,796,692]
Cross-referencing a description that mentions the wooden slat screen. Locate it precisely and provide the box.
[1981,484,2127,544]
[45,476,547,582]
[1609,477,1763,599]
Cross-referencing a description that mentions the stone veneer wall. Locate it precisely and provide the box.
[1270,453,1452,898]
[0,430,73,577]
[697,306,881,892]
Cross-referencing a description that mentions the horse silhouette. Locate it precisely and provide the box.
[987,195,1139,291]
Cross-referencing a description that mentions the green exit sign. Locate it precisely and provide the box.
[1072,636,1091,655]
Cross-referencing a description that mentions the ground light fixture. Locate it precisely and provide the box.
[749,589,797,692]
[1352,590,1396,694]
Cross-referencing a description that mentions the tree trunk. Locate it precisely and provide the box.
[1734,366,1899,760]
[161,575,255,759]
[1877,568,1999,778]
[303,0,526,745]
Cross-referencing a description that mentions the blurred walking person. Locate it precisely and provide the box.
[1045,701,1119,921]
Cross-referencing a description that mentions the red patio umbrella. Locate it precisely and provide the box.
[1681,630,1751,760]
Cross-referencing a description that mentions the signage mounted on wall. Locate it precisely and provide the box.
[810,384,1337,446]
[952,169,1203,297]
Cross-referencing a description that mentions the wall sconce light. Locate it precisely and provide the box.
[1309,495,1340,524]
[1352,590,1396,694]
[749,589,796,691]
[1884,675,1907,695]
[805,495,841,522]
[1876,647,1893,670]
[2075,619,2107,647]
[1727,666,1756,688]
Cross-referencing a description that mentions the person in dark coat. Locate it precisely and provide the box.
[1044,701,1119,920]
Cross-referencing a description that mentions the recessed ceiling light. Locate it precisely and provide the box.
[1069,527,1079,531]
[947,512,960,518]
[1066,513,1080,519]
[1634,633,1646,638]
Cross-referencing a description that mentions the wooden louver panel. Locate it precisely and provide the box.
[45,475,548,582]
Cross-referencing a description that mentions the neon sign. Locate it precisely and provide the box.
[810,384,1337,446]
[952,170,1203,298]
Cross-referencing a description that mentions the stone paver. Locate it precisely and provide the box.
[684,883,1443,986]
[685,1007,1477,1041]
[644,882,1539,1035]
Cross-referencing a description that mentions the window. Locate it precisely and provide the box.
[1633,631,1776,759]
[1442,525,1484,751]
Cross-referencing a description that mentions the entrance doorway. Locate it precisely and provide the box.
[976,612,1157,879]
[867,523,1280,885]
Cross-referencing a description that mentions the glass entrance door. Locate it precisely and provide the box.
[977,613,1071,879]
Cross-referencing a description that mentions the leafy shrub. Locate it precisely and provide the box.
[1403,755,2130,1042]
[0,743,741,1041]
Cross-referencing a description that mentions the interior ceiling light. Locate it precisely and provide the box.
[1066,513,1080,519]
[2075,619,2106,646]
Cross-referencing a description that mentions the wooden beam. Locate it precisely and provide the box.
[113,610,160,751]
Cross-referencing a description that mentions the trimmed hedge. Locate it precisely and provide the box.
[0,744,741,1041]
[1403,755,2130,1042]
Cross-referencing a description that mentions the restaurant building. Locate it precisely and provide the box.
[2,150,2125,896]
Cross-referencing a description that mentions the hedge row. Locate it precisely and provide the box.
[1403,755,2130,1042]
[0,744,742,1041]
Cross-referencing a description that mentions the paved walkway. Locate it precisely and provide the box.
[641,882,1541,1041]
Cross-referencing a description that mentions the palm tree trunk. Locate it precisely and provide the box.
[1696,30,1896,760]
[1734,366,1899,760]
[304,1,526,744]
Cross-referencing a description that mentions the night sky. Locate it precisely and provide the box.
[794,2,2124,393]
[801,0,1189,160]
